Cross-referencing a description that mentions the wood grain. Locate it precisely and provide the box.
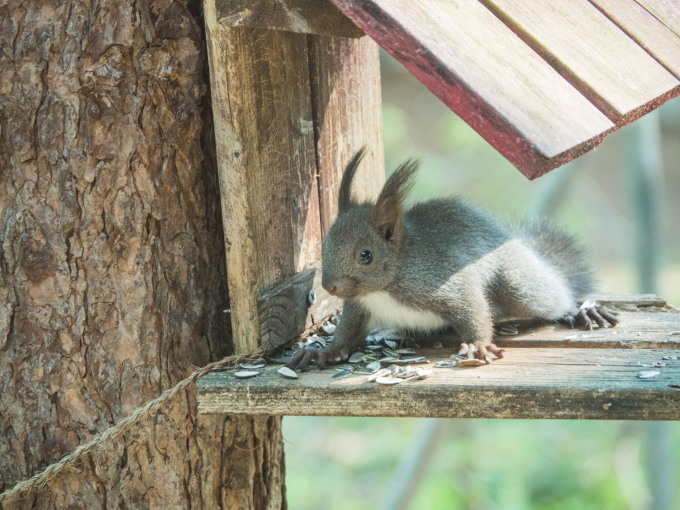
[637,0,680,36]
[308,34,385,236]
[482,0,679,123]
[215,0,364,37]
[198,295,680,420]
[206,22,320,352]
[330,0,615,178]
[589,0,680,79]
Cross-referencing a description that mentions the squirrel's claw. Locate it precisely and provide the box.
[570,300,619,330]
[458,342,505,364]
[286,345,347,371]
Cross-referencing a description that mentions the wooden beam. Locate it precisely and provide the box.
[482,0,679,124]
[330,0,615,178]
[205,7,320,352]
[308,35,385,237]
[589,0,680,79]
[214,0,364,37]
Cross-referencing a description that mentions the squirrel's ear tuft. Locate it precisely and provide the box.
[372,159,419,241]
[338,148,366,214]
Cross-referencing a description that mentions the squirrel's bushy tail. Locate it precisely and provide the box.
[517,220,593,300]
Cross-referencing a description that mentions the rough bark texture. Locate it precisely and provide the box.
[0,0,285,507]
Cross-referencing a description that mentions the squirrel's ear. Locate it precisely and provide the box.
[338,148,366,214]
[372,159,418,241]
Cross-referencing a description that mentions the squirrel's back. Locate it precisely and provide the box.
[516,220,593,300]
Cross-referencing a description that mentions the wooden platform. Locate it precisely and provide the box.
[197,295,680,420]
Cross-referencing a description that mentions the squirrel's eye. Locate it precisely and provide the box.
[358,250,373,265]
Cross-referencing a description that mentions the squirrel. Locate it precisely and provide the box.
[288,149,619,371]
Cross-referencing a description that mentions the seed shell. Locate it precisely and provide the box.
[637,370,660,379]
[376,376,402,385]
[277,367,298,379]
[234,370,259,379]
[240,363,266,370]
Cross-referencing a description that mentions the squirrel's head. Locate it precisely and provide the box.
[321,149,418,299]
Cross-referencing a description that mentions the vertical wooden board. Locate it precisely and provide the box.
[483,0,679,123]
[205,3,320,352]
[308,35,385,237]
[330,0,614,178]
[214,0,365,37]
[590,0,680,79]
[637,0,680,36]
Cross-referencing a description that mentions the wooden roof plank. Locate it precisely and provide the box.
[589,0,680,79]
[330,0,615,178]
[636,0,680,36]
[482,0,680,124]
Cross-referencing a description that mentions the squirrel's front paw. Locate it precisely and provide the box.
[564,299,620,330]
[456,342,505,365]
[286,346,347,372]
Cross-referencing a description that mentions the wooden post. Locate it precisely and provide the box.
[205,1,384,354]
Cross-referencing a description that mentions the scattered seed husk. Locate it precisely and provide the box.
[331,314,341,325]
[416,369,432,380]
[349,352,366,363]
[498,324,519,336]
[379,357,400,364]
[652,362,667,367]
[396,369,418,379]
[382,347,399,357]
[332,369,354,379]
[385,340,398,350]
[395,348,416,355]
[637,370,660,379]
[398,356,429,365]
[458,358,486,367]
[277,366,298,379]
[662,355,679,360]
[320,322,337,335]
[366,361,381,372]
[234,370,259,379]
[368,368,392,381]
[376,376,402,385]
[240,363,266,370]
[433,361,457,368]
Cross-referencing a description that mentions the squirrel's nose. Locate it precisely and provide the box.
[322,278,337,295]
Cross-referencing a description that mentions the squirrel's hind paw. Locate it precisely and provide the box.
[457,342,505,365]
[566,300,620,330]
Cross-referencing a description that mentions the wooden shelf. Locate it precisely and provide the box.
[197,295,680,420]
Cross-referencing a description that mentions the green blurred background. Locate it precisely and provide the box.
[284,50,680,510]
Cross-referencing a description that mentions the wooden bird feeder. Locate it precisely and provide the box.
[201,0,680,420]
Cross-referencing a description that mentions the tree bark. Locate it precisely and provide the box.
[0,0,285,507]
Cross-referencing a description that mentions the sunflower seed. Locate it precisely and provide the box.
[368,368,392,382]
[240,363,266,370]
[278,367,298,379]
[320,322,337,335]
[366,361,381,372]
[433,361,457,368]
[349,352,366,363]
[662,355,679,360]
[234,370,259,378]
[395,348,416,355]
[332,369,354,379]
[498,324,519,336]
[376,376,402,385]
[637,370,660,379]
[458,358,485,367]
[416,369,432,379]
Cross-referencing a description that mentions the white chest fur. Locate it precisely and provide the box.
[357,291,448,332]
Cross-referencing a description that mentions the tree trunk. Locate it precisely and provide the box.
[0,0,285,507]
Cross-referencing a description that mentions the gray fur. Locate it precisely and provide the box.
[290,152,601,370]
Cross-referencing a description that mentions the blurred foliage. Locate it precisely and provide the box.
[284,51,680,509]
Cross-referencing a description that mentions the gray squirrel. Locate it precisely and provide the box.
[288,149,618,371]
